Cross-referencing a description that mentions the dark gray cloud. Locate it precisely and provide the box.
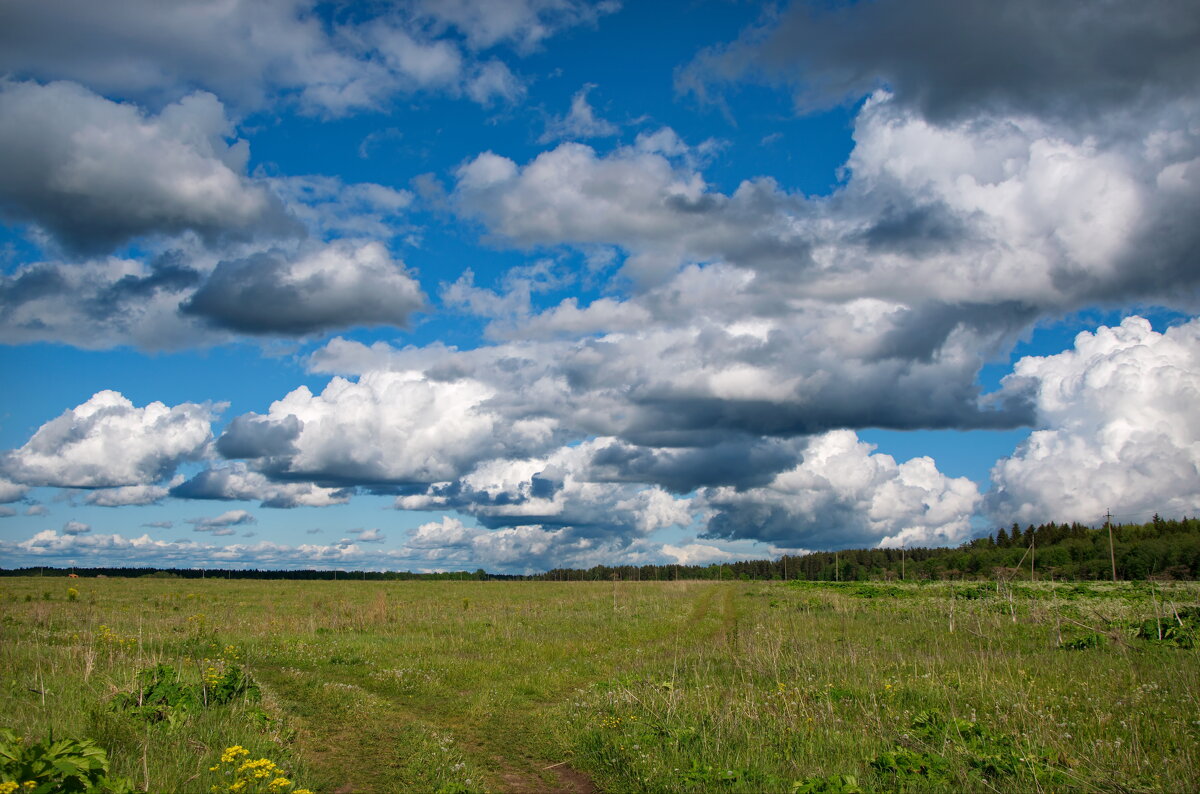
[170,462,352,509]
[587,437,802,493]
[181,241,424,335]
[86,257,203,317]
[187,509,256,531]
[858,201,977,257]
[0,81,298,255]
[0,255,213,350]
[0,252,202,326]
[867,301,1041,364]
[680,0,1200,123]
[216,415,302,460]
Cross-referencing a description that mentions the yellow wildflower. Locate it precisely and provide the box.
[0,782,18,794]
[220,746,250,764]
[268,777,292,790]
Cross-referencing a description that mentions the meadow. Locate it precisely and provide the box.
[1,576,1197,793]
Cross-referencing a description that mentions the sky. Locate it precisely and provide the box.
[1,0,1198,574]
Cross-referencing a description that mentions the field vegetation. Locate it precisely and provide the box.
[2,576,1197,792]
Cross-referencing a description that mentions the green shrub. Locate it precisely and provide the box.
[0,729,135,793]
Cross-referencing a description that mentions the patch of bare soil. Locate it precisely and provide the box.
[495,756,598,793]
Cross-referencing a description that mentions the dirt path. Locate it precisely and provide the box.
[495,757,598,793]
[256,583,736,793]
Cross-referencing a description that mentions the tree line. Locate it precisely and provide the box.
[3,516,1198,582]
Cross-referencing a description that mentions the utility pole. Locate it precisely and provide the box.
[1106,509,1117,582]
[1030,532,1036,582]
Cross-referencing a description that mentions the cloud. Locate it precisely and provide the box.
[170,462,351,508]
[0,1,607,116]
[678,0,1200,124]
[988,316,1200,524]
[412,0,620,51]
[466,60,526,105]
[325,285,1031,443]
[348,528,386,543]
[661,543,741,566]
[587,436,802,493]
[181,241,425,335]
[85,482,173,507]
[0,81,296,254]
[265,176,414,241]
[0,255,218,350]
[25,505,49,517]
[1,528,388,570]
[216,370,558,486]
[0,478,28,503]
[2,390,218,489]
[0,182,423,349]
[399,516,666,572]
[456,104,1200,313]
[365,25,464,90]
[0,0,357,111]
[142,521,174,529]
[700,430,982,549]
[0,507,15,518]
[62,520,91,535]
[188,509,256,532]
[540,84,619,142]
[395,439,694,537]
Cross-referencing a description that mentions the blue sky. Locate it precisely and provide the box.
[1,0,1198,573]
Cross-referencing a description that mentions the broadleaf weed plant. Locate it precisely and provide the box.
[0,728,136,793]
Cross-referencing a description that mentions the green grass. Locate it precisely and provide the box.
[1,577,1197,792]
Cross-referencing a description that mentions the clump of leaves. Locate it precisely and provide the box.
[870,747,953,786]
[1060,632,1106,650]
[680,762,743,786]
[879,710,1070,789]
[1133,607,1199,648]
[791,773,865,793]
[111,663,259,725]
[0,728,136,793]
[953,585,992,601]
[110,664,198,723]
[205,665,260,707]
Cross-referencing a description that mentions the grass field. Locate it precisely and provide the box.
[2,576,1198,792]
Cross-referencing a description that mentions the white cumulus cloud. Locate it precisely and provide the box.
[989,316,1200,524]
[2,390,219,489]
